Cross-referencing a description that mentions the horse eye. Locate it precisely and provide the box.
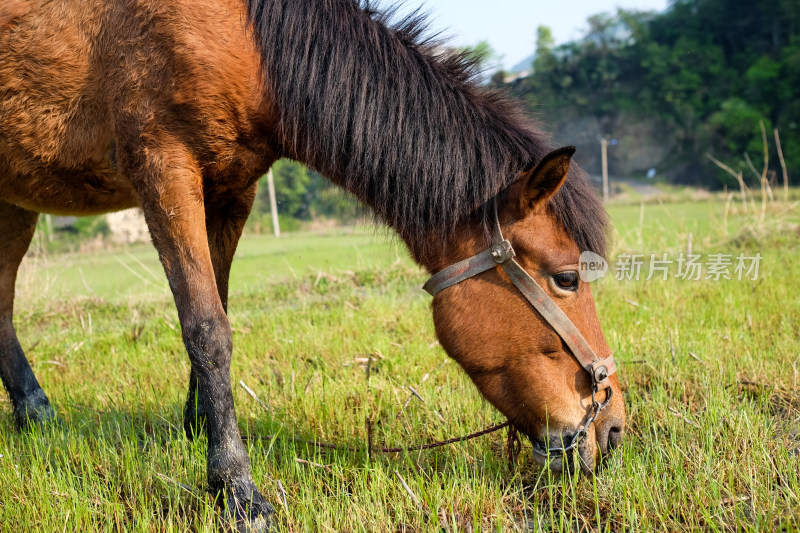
[553,272,579,291]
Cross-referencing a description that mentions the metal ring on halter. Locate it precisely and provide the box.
[530,387,613,456]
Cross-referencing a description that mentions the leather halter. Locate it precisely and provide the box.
[423,201,617,392]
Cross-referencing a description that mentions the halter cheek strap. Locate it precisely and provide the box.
[423,202,616,391]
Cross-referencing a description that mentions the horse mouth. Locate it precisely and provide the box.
[527,434,595,474]
[529,436,553,456]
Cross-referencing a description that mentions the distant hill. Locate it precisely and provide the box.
[509,54,533,73]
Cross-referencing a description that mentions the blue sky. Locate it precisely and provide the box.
[393,0,669,70]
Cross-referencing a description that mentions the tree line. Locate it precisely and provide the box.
[504,0,799,188]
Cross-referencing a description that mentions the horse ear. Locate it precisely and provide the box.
[518,146,576,213]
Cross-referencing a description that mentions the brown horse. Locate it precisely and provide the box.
[0,0,625,529]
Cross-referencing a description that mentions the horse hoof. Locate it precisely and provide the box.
[16,408,61,432]
[221,479,274,533]
[13,391,58,431]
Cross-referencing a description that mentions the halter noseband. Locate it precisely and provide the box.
[423,201,617,455]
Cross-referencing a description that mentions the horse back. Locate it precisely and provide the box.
[0,0,276,216]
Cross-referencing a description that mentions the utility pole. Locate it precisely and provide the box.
[600,137,609,203]
[266,170,280,238]
[45,214,54,242]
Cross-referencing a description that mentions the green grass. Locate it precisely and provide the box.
[1,199,799,531]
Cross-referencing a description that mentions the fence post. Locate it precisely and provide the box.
[266,170,280,238]
[600,137,609,203]
[45,214,54,242]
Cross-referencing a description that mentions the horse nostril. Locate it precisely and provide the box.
[598,418,624,455]
[607,425,623,451]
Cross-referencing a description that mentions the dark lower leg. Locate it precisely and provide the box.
[184,186,257,441]
[0,202,55,429]
[0,321,56,428]
[184,317,271,526]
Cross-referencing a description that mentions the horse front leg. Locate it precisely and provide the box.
[184,184,259,441]
[125,149,272,531]
[0,200,57,429]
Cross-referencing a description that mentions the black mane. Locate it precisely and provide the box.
[246,0,607,256]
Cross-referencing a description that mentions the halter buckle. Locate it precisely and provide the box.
[490,240,514,264]
[592,365,609,384]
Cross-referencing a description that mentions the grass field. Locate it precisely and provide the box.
[1,198,799,532]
